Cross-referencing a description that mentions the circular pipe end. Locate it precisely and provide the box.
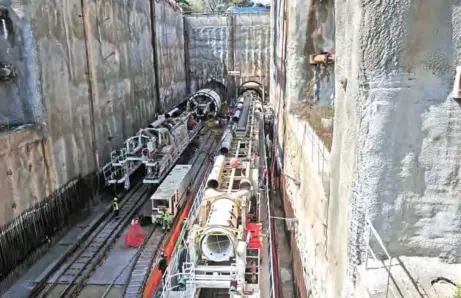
[207,179,219,189]
[201,234,233,262]
[239,178,252,191]
[219,147,229,155]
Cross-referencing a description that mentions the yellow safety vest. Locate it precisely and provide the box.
[113,199,119,211]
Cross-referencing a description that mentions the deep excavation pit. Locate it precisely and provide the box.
[2,0,461,297]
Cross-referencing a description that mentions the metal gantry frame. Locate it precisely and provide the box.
[101,111,202,189]
[160,94,265,298]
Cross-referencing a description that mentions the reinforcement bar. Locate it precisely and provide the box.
[28,181,145,298]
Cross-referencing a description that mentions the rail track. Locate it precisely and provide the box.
[98,130,218,298]
[28,128,217,298]
[31,180,150,298]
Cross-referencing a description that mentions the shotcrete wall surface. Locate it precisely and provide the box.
[282,115,331,297]
[270,0,337,296]
[0,0,184,225]
[184,13,270,94]
[332,0,461,297]
[154,0,186,108]
[283,0,335,109]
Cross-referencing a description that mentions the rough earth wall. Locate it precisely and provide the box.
[154,0,186,109]
[270,0,336,296]
[184,13,270,94]
[333,0,461,297]
[0,0,185,225]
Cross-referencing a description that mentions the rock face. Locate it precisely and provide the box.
[333,0,461,296]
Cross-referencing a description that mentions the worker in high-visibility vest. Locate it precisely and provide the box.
[158,251,167,275]
[113,196,119,217]
[162,208,171,231]
[178,275,186,291]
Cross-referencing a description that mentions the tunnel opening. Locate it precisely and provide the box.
[238,81,264,99]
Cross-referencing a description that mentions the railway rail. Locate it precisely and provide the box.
[120,134,216,298]
[28,128,218,298]
[31,181,150,298]
[92,133,216,298]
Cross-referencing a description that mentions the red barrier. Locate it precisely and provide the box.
[143,160,212,297]
[143,197,192,298]
[125,222,146,248]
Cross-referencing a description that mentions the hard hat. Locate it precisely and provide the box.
[114,197,118,201]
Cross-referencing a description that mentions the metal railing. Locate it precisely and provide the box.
[160,161,214,297]
[260,113,277,298]
[264,182,277,298]
[364,216,398,298]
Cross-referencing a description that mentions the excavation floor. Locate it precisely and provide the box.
[4,202,108,298]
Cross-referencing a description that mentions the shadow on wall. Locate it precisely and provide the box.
[0,7,42,129]
[154,0,187,109]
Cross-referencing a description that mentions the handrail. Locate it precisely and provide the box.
[364,216,397,298]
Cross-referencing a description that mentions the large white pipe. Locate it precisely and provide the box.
[206,155,225,189]
[232,110,241,122]
[219,130,233,155]
[201,196,239,262]
[166,107,179,118]
[149,116,166,128]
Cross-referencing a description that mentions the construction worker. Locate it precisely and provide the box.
[158,251,168,275]
[178,274,186,291]
[229,280,238,292]
[113,196,119,217]
[162,208,171,231]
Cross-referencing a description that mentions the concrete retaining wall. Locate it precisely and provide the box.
[333,1,461,296]
[154,0,187,109]
[184,13,270,94]
[0,0,186,225]
[270,0,337,296]
[282,115,330,296]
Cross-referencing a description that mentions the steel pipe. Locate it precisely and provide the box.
[219,130,233,155]
[201,196,238,262]
[206,155,225,189]
[237,97,250,131]
[232,110,241,122]
[239,178,252,191]
[149,116,166,128]
[165,107,180,118]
